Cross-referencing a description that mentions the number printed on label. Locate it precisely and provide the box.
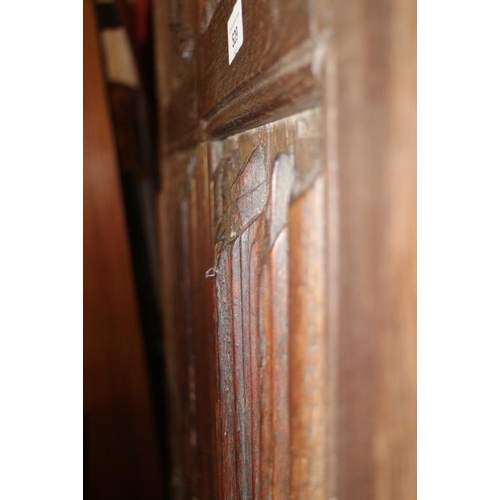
[227,0,243,64]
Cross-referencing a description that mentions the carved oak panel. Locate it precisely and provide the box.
[155,0,416,498]
[160,108,330,499]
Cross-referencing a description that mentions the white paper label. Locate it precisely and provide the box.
[227,0,243,64]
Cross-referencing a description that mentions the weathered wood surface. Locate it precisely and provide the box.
[154,0,416,498]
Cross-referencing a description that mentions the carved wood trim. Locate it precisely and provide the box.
[205,109,327,498]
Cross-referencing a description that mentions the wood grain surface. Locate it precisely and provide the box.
[84,0,164,497]
[153,0,416,498]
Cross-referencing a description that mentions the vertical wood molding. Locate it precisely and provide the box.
[334,0,417,497]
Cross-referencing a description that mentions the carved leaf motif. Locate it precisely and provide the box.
[214,145,268,257]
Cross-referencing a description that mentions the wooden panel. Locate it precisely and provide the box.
[204,41,321,139]
[159,0,335,146]
[166,64,198,146]
[160,145,220,499]
[198,0,310,118]
[206,108,328,499]
[289,176,326,499]
[83,0,164,498]
[158,106,331,499]
[154,0,416,497]
[155,0,199,146]
[334,0,417,498]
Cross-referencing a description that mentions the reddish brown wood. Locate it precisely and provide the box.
[154,0,416,498]
[289,176,327,499]
[258,259,273,500]
[191,145,219,500]
[247,218,265,500]
[197,0,310,119]
[269,229,290,498]
[215,245,238,499]
[83,0,164,497]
